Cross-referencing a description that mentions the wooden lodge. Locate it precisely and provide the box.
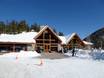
[0,26,92,53]
[66,33,85,49]
[58,33,85,51]
[34,26,62,52]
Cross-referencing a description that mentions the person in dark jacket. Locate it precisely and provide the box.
[72,48,75,57]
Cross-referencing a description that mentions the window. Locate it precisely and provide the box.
[44,31,49,39]
[73,39,77,44]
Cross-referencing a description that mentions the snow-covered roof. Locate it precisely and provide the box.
[34,25,48,39]
[83,41,93,45]
[0,32,38,43]
[66,33,77,44]
[0,26,84,45]
[0,25,62,44]
[35,25,62,42]
[58,36,66,44]
[58,33,78,45]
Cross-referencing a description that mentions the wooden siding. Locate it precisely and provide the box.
[35,28,61,52]
[67,35,85,49]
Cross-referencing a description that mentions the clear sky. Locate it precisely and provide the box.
[0,0,104,38]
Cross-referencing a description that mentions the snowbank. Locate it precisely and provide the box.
[0,59,32,78]
[90,51,104,60]
[0,51,104,78]
[0,51,40,59]
[18,50,40,58]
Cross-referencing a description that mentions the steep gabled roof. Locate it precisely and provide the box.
[66,33,77,44]
[34,25,62,42]
[59,33,84,45]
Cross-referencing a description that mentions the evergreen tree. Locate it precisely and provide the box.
[9,20,18,34]
[58,32,64,36]
[0,21,5,34]
[30,23,40,32]
[52,27,57,33]
[84,27,104,49]
[0,20,65,38]
[17,20,29,33]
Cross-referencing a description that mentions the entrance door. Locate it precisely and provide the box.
[44,44,50,52]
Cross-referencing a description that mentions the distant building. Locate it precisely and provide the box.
[83,41,93,50]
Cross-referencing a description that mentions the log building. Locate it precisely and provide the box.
[0,26,92,53]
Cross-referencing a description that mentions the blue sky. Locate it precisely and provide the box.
[0,0,104,38]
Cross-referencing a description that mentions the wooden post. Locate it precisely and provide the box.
[13,44,15,52]
[49,34,51,52]
[43,32,45,52]
[32,43,35,51]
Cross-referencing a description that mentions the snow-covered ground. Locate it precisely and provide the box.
[0,51,104,78]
